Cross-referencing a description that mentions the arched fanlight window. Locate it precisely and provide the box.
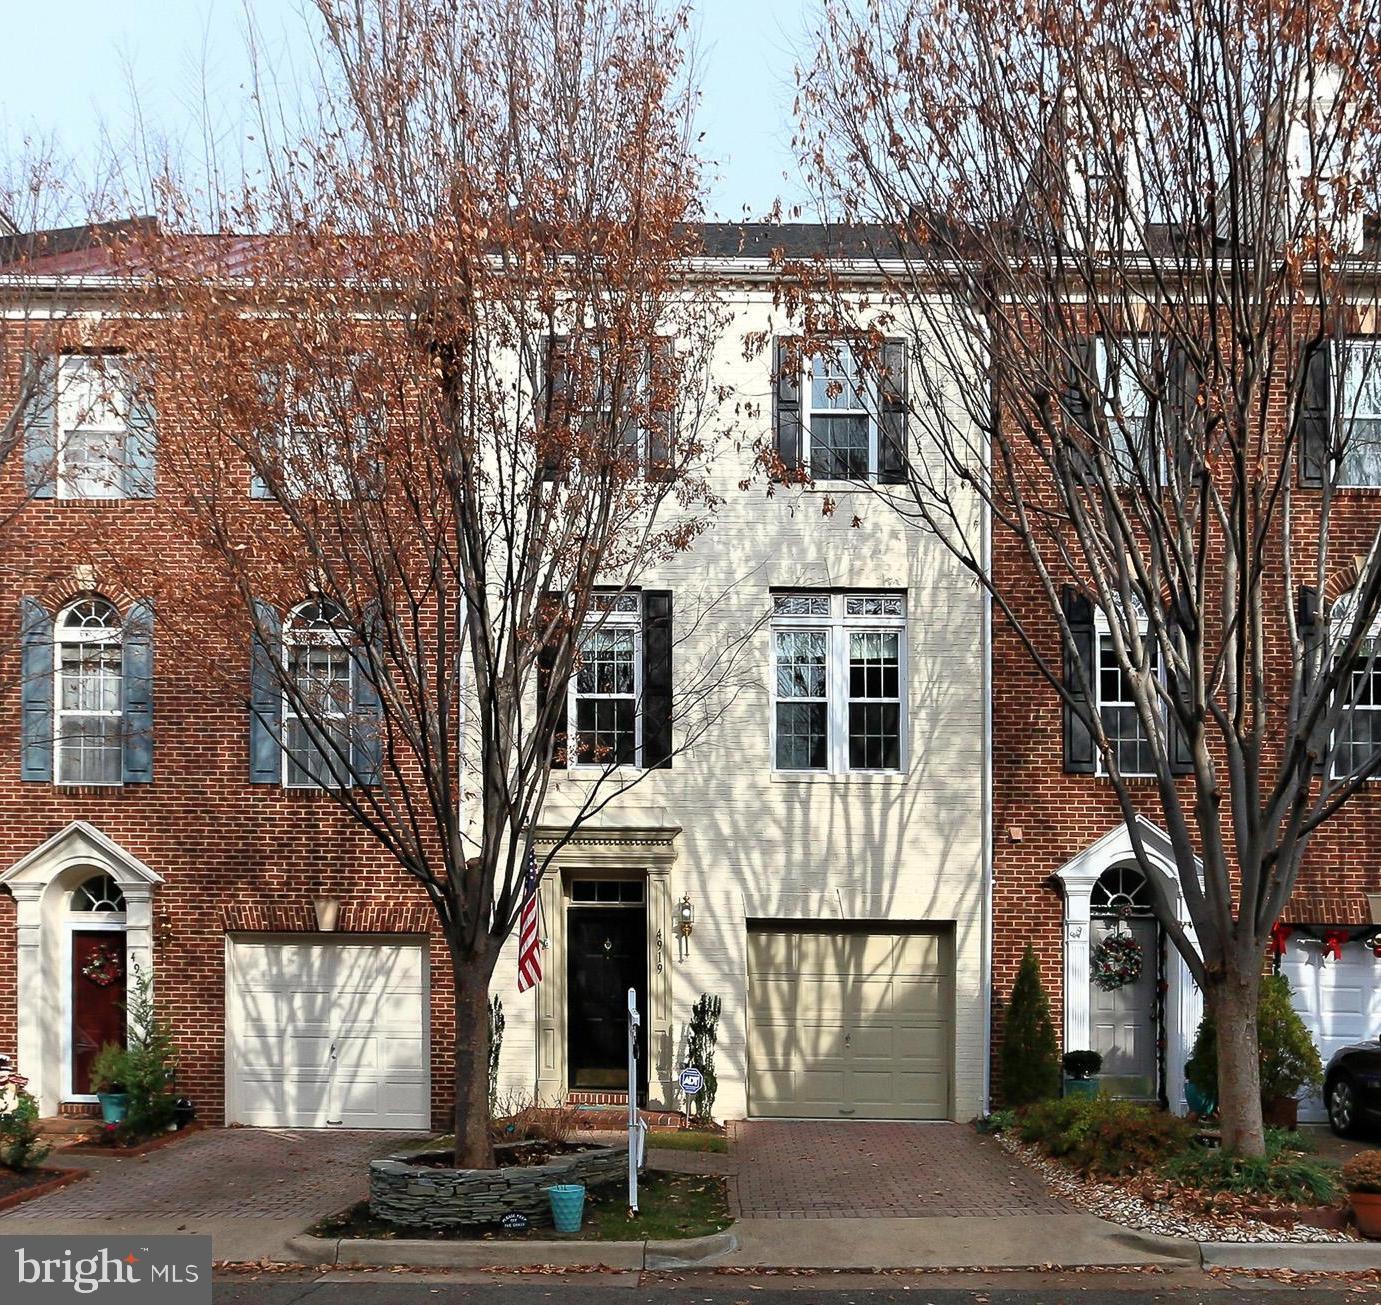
[71,873,126,913]
[282,598,354,788]
[55,596,123,785]
[1090,864,1154,917]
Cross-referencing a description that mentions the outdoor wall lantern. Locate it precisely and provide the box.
[675,894,695,961]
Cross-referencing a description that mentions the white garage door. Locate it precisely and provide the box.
[747,926,952,1119]
[1281,936,1380,1123]
[227,938,430,1129]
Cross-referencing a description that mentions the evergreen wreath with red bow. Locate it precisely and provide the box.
[1091,929,1144,991]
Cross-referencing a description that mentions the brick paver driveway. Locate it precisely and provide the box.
[727,1121,1068,1219]
[1,1128,415,1222]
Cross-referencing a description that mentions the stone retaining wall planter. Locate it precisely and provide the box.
[370,1140,627,1229]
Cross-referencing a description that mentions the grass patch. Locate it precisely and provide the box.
[645,1129,728,1154]
[310,1169,730,1242]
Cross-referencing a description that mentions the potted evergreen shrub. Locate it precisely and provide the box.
[1342,1151,1381,1238]
[1183,973,1322,1128]
[1062,1050,1102,1099]
[89,1044,131,1124]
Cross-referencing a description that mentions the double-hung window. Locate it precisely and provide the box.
[282,599,354,788]
[1329,590,1381,778]
[1092,336,1161,483]
[806,343,875,480]
[572,592,641,767]
[57,354,128,499]
[771,592,906,773]
[1339,340,1381,488]
[1095,619,1159,777]
[55,597,124,784]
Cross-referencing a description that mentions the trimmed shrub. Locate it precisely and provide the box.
[1185,974,1324,1104]
[1001,946,1061,1107]
[1017,1097,1194,1176]
[0,1082,50,1171]
[686,993,722,1121]
[120,968,179,1142]
[974,1109,1016,1135]
[1342,1151,1381,1195]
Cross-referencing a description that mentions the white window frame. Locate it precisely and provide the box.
[802,341,879,482]
[281,599,355,789]
[56,353,128,501]
[569,592,643,770]
[770,591,907,774]
[1093,609,1161,779]
[54,596,124,786]
[1338,339,1381,489]
[1328,589,1381,779]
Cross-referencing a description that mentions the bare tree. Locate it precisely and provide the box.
[797,0,1381,1153]
[98,0,742,1167]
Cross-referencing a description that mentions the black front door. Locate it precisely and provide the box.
[567,904,647,1091]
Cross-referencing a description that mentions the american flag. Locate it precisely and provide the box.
[517,847,543,993]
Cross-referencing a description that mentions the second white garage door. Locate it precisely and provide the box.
[1282,936,1380,1123]
[226,937,430,1129]
[747,926,953,1119]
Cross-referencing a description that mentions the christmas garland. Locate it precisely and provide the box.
[1091,929,1143,991]
[81,945,124,988]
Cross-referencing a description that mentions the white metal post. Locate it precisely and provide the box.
[627,986,640,1215]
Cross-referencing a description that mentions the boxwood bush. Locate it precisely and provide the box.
[1016,1097,1194,1176]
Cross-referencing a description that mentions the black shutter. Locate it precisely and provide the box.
[1165,610,1195,776]
[1298,585,1327,770]
[647,338,675,481]
[19,597,53,781]
[772,335,803,474]
[541,336,568,481]
[643,590,673,769]
[1063,339,1096,435]
[1299,340,1331,488]
[1062,584,1097,774]
[21,352,56,499]
[878,337,908,485]
[248,600,283,784]
[121,600,155,783]
[536,590,568,768]
[1165,346,1199,481]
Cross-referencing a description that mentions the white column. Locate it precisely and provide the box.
[1062,887,1094,1052]
[9,884,46,1111]
[1163,915,1202,1114]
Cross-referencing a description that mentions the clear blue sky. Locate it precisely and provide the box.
[1,0,811,222]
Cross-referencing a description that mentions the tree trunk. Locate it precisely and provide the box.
[1209,968,1267,1158]
[450,951,496,1169]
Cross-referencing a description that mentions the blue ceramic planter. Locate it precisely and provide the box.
[98,1092,129,1124]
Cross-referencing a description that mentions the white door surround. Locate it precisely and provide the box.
[1052,818,1202,1113]
[0,821,162,1115]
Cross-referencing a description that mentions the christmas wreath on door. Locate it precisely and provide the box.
[1090,928,1143,991]
[81,944,124,988]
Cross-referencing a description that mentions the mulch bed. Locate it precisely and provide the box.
[62,1122,204,1158]
[0,1167,87,1214]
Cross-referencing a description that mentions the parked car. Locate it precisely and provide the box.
[1325,1040,1381,1136]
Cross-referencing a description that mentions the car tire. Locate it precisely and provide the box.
[1328,1074,1359,1138]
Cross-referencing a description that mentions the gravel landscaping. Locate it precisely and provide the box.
[998,1133,1358,1244]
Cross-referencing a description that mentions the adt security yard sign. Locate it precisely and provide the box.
[678,1066,704,1096]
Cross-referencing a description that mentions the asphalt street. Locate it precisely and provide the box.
[209,1273,1380,1305]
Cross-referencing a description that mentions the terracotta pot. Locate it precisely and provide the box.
[1350,1190,1381,1239]
[1261,1095,1298,1129]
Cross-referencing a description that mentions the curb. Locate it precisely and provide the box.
[286,1229,736,1271]
[1200,1239,1381,1271]
[1098,1226,1203,1266]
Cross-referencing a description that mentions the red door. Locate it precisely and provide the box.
[72,931,127,1094]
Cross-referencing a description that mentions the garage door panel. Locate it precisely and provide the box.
[746,926,952,1120]
[228,939,430,1129]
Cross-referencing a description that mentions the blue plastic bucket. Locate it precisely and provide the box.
[98,1093,129,1125]
[546,1183,586,1233]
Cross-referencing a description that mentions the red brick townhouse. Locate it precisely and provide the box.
[990,313,1381,1123]
[0,221,991,1129]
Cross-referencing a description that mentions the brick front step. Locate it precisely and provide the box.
[38,1116,104,1149]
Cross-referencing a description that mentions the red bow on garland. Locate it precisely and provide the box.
[1322,930,1350,961]
[1270,923,1292,957]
